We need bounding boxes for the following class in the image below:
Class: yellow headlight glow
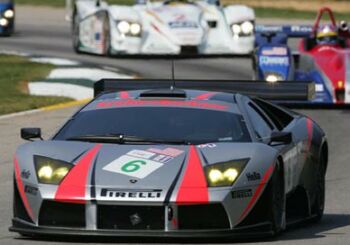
[53,167,70,179]
[205,159,249,187]
[223,168,238,182]
[209,169,224,183]
[35,156,73,184]
[38,165,53,180]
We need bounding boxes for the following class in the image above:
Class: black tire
[72,9,81,53]
[102,15,112,56]
[268,162,285,235]
[313,156,326,222]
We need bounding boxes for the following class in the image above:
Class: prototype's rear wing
[255,25,313,38]
[94,79,315,101]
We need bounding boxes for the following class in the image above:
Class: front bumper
[10,218,274,239]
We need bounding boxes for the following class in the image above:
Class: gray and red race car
[10,79,327,239]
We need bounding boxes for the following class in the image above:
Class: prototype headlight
[4,9,14,18]
[205,159,249,187]
[0,18,8,27]
[231,21,254,37]
[117,20,141,36]
[264,73,284,83]
[34,156,73,185]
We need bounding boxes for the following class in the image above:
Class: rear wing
[255,25,313,38]
[94,79,315,101]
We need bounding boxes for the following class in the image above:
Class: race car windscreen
[54,107,251,144]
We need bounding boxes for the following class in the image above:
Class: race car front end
[11,140,278,238]
[0,1,14,36]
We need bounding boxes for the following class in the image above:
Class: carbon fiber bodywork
[10,88,327,239]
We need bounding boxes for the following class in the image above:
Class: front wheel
[268,162,285,235]
[72,10,81,53]
[313,156,326,222]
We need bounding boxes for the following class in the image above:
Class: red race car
[298,7,350,104]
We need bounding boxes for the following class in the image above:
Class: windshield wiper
[66,134,191,145]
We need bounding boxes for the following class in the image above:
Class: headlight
[231,21,254,37]
[0,18,9,27]
[34,156,73,185]
[117,20,130,34]
[241,21,254,34]
[4,9,14,18]
[205,159,249,187]
[264,73,284,83]
[117,21,141,36]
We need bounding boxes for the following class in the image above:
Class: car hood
[16,140,277,203]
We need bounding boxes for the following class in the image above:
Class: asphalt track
[0,5,349,245]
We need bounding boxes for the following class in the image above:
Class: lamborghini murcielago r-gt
[10,80,328,238]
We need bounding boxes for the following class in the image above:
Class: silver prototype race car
[10,79,327,238]
[68,0,255,55]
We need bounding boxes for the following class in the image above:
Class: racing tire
[103,15,112,56]
[72,9,81,54]
[313,155,326,222]
[268,162,285,235]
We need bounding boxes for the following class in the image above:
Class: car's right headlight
[205,159,249,187]
[117,20,142,36]
[264,72,285,83]
[231,20,254,37]
[4,9,14,18]
[34,156,73,185]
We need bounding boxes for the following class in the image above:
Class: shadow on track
[13,214,350,244]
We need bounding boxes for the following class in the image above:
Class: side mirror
[269,131,292,145]
[21,128,42,141]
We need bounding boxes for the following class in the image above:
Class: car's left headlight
[264,72,285,83]
[34,156,73,185]
[117,20,142,36]
[231,21,254,37]
[205,159,249,187]
[4,9,14,18]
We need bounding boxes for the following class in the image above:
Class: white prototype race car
[68,0,255,55]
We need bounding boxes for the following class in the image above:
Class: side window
[246,102,273,139]
[253,99,294,130]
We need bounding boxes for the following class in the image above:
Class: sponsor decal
[261,47,287,56]
[259,56,289,66]
[24,185,38,196]
[96,99,228,111]
[168,21,198,29]
[21,170,31,179]
[291,25,312,33]
[148,147,183,157]
[231,189,252,199]
[246,172,261,181]
[103,155,163,178]
[197,143,217,148]
[103,149,183,178]
[128,149,155,159]
[101,189,162,199]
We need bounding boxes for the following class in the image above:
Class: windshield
[54,107,251,144]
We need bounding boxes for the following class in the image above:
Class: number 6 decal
[121,160,147,173]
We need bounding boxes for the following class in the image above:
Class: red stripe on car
[55,144,102,204]
[176,146,209,204]
[195,92,217,100]
[14,157,34,221]
[306,118,313,151]
[237,164,275,223]
[119,91,130,99]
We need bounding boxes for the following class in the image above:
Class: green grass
[0,55,71,115]
[15,0,134,7]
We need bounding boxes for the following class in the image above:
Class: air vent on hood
[139,89,187,99]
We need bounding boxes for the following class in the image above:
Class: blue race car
[0,0,14,36]
[253,26,333,105]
